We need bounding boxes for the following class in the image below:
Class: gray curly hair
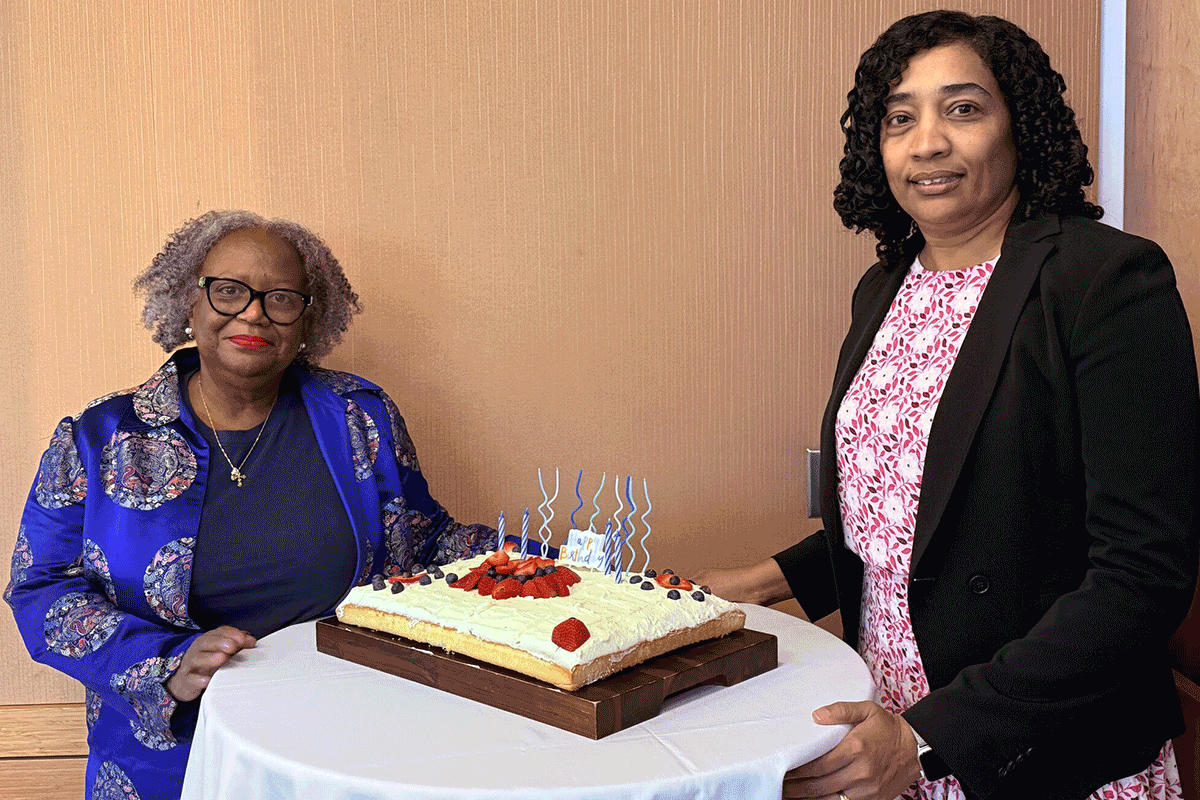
[133,210,361,365]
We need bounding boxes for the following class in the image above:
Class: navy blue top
[183,371,357,638]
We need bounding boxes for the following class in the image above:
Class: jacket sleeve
[6,417,200,750]
[773,532,840,620]
[903,238,1199,796]
[357,390,495,573]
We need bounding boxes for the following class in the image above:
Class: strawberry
[476,575,497,596]
[451,572,480,591]
[387,574,424,584]
[529,576,555,598]
[519,578,540,598]
[513,558,540,577]
[655,573,693,591]
[543,570,571,597]
[491,577,522,600]
[493,563,516,575]
[484,549,510,567]
[551,617,590,652]
[555,566,581,586]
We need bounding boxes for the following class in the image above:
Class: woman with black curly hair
[695,11,1196,800]
[6,211,495,800]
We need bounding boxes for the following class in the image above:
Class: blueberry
[668,575,681,586]
[544,565,556,574]
[662,569,675,575]
[640,581,654,590]
[445,573,458,584]
[430,567,445,579]
[667,589,681,600]
[629,575,641,584]
[412,564,424,574]
[418,574,432,586]
[534,567,546,577]
[644,569,657,578]
[391,581,405,594]
[691,591,706,601]
[371,575,386,590]
[700,585,712,594]
[487,567,498,578]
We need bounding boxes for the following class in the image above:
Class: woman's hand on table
[691,557,795,607]
[166,625,257,702]
[783,700,921,800]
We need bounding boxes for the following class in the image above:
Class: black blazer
[775,215,1199,799]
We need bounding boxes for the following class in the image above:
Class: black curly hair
[833,10,1102,270]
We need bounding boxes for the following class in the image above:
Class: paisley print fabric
[86,687,102,731]
[143,538,197,629]
[431,523,491,566]
[382,497,424,574]
[35,419,88,509]
[92,761,141,800]
[310,366,366,395]
[111,654,184,751]
[101,429,197,510]
[345,399,380,481]
[131,359,180,426]
[382,394,421,471]
[4,525,32,605]
[83,539,117,604]
[44,591,122,658]
[837,258,1181,799]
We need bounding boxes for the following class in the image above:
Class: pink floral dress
[834,256,1181,800]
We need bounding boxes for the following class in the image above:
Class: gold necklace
[196,375,278,488]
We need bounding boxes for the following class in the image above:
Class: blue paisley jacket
[5,348,493,800]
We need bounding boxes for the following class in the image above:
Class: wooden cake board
[315,617,778,739]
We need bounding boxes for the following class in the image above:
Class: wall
[0,1,1099,710]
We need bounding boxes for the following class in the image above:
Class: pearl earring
[184,327,193,338]
[298,342,307,351]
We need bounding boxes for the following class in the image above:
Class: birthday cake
[335,547,745,691]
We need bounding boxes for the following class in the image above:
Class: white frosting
[336,555,738,669]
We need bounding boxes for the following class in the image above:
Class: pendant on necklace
[231,467,245,487]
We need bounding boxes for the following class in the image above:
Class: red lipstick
[229,335,271,349]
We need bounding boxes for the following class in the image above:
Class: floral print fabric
[835,257,1180,799]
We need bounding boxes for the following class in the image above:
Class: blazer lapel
[819,264,909,535]
[909,215,1059,570]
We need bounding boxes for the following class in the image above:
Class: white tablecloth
[181,604,874,800]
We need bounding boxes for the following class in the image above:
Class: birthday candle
[587,473,606,532]
[638,479,653,572]
[618,475,637,582]
[537,468,559,557]
[497,511,505,552]
[602,519,614,575]
[571,469,584,530]
[610,477,625,580]
[521,508,529,557]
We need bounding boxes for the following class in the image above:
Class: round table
[181,604,874,800]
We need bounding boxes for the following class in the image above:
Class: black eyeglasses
[198,277,312,325]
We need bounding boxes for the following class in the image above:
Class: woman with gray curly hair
[6,210,494,800]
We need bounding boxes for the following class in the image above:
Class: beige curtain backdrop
[0,1,1099,705]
